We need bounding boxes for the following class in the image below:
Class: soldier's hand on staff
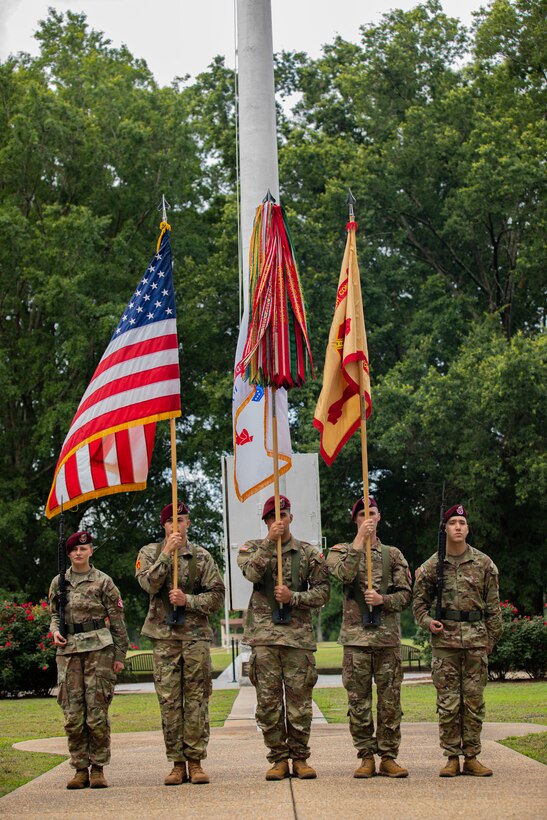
[267,521,285,542]
[429,619,444,633]
[364,589,384,606]
[274,584,291,604]
[113,661,124,674]
[163,532,183,556]
[353,518,375,552]
[169,588,187,606]
[53,630,67,646]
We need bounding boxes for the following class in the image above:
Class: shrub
[489,601,546,681]
[414,601,546,681]
[509,610,547,680]
[488,600,519,680]
[0,600,57,697]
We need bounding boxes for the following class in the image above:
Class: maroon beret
[160,500,189,527]
[66,531,93,554]
[443,504,467,524]
[261,495,291,520]
[351,496,379,520]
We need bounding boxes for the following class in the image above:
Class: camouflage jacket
[49,566,128,662]
[136,540,225,642]
[326,539,412,647]
[237,535,329,650]
[412,545,502,651]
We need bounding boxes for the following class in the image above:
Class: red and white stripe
[46,318,180,517]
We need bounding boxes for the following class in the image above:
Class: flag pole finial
[347,189,357,221]
[158,195,171,223]
[263,189,276,204]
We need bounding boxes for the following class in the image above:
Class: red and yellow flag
[313,221,372,466]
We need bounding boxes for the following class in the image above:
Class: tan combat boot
[292,759,317,779]
[439,756,460,777]
[354,755,376,778]
[379,757,409,778]
[164,762,188,786]
[89,765,108,788]
[66,768,89,789]
[187,759,210,784]
[265,760,290,781]
[463,757,493,777]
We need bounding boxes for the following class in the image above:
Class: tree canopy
[1,1,544,634]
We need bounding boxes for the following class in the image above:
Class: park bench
[401,643,422,669]
[125,652,154,674]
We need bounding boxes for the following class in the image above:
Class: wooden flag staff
[271,389,283,590]
[166,415,184,626]
[349,191,379,627]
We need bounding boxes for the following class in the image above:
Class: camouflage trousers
[56,646,116,769]
[431,649,488,758]
[342,645,403,759]
[152,639,212,762]
[249,645,318,763]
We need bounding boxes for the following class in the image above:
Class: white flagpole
[237,0,279,304]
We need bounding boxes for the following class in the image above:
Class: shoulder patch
[329,544,344,551]
[135,557,141,570]
[239,545,251,553]
[117,598,124,609]
[415,566,423,580]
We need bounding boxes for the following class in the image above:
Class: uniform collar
[445,544,473,564]
[371,538,382,553]
[67,565,95,582]
[281,536,298,553]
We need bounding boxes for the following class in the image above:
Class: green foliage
[0,600,57,697]
[0,2,545,626]
[490,602,547,681]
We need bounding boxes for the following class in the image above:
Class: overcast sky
[1,0,488,86]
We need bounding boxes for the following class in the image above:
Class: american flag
[45,227,181,518]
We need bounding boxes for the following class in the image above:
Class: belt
[65,618,107,634]
[440,609,483,622]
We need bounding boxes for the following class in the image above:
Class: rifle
[57,503,67,639]
[435,483,446,621]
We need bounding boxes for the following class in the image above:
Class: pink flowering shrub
[489,601,547,680]
[0,600,57,697]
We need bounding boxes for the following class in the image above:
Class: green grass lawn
[314,641,421,670]
[314,681,547,764]
[0,689,238,799]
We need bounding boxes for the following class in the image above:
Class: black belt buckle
[166,606,185,625]
[362,606,381,627]
[272,605,292,625]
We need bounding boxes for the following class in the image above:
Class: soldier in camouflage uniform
[237,495,329,781]
[327,496,412,779]
[413,504,502,777]
[49,530,128,790]
[136,500,225,786]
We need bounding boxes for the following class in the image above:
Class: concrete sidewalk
[3,723,545,818]
[2,682,545,820]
